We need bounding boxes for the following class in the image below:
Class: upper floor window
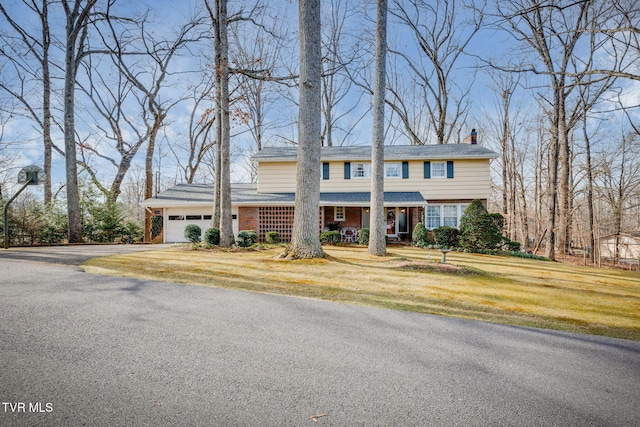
[431,162,446,178]
[385,162,401,178]
[352,162,371,178]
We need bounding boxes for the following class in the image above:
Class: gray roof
[252,143,498,162]
[142,183,425,207]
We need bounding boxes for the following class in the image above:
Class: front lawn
[83,245,640,340]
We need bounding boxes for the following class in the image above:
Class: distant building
[599,232,640,262]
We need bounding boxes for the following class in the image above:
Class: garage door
[165,213,213,243]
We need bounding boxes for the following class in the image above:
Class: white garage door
[165,210,213,243]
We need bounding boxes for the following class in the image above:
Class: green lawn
[83,245,640,340]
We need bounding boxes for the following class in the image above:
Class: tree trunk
[63,0,96,244]
[279,0,323,259]
[368,0,387,256]
[214,0,233,247]
[545,86,561,260]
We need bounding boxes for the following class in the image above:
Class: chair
[340,227,357,243]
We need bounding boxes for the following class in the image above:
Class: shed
[598,232,640,262]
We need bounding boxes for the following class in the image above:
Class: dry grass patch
[82,244,640,340]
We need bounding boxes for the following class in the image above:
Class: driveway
[0,243,173,265]
[1,248,639,426]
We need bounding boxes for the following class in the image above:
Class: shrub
[503,239,521,252]
[265,231,280,244]
[151,216,163,239]
[237,230,258,247]
[432,226,459,248]
[357,228,369,245]
[184,224,202,243]
[204,228,220,246]
[458,200,502,252]
[412,222,430,247]
[120,221,143,244]
[320,230,341,245]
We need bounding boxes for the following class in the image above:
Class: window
[431,162,446,178]
[334,206,345,221]
[425,204,467,229]
[322,162,330,180]
[385,162,401,178]
[426,206,441,229]
[203,215,212,220]
[443,205,458,227]
[351,162,371,178]
[168,215,184,221]
[186,215,202,220]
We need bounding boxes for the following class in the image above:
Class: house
[598,232,640,263]
[141,143,498,243]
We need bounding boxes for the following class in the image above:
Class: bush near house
[238,230,258,247]
[184,224,202,243]
[265,231,280,244]
[204,228,220,246]
[320,230,341,245]
[151,216,163,240]
[411,222,431,247]
[458,199,503,252]
[432,226,459,249]
[358,228,369,245]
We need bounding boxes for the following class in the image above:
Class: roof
[142,183,426,208]
[251,143,499,162]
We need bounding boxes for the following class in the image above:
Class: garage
[164,207,213,243]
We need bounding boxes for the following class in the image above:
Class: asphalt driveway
[1,247,639,426]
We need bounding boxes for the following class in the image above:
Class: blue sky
[1,0,638,199]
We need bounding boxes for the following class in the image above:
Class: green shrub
[357,228,369,245]
[151,216,163,239]
[265,231,280,244]
[237,230,258,247]
[458,200,502,252]
[412,222,430,247]
[432,226,459,248]
[320,230,341,245]
[503,239,521,252]
[204,228,220,246]
[184,224,202,243]
[121,221,143,243]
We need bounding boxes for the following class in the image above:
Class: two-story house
[141,142,498,243]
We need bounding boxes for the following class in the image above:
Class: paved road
[1,248,639,426]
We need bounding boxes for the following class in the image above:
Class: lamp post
[3,166,45,249]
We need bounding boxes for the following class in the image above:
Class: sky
[0,0,638,200]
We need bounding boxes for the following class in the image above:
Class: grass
[82,245,640,341]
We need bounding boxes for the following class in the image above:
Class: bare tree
[0,0,61,205]
[369,0,388,256]
[279,0,323,259]
[388,0,485,145]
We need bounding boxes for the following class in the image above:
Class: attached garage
[164,207,213,243]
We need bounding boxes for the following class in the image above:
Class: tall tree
[279,0,323,259]
[368,0,387,256]
[62,0,97,243]
[389,0,485,145]
[0,0,60,205]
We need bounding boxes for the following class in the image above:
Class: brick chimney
[463,129,478,144]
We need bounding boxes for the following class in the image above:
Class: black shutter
[402,161,409,179]
[424,161,431,179]
[344,162,351,179]
[447,161,454,179]
[323,162,330,180]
